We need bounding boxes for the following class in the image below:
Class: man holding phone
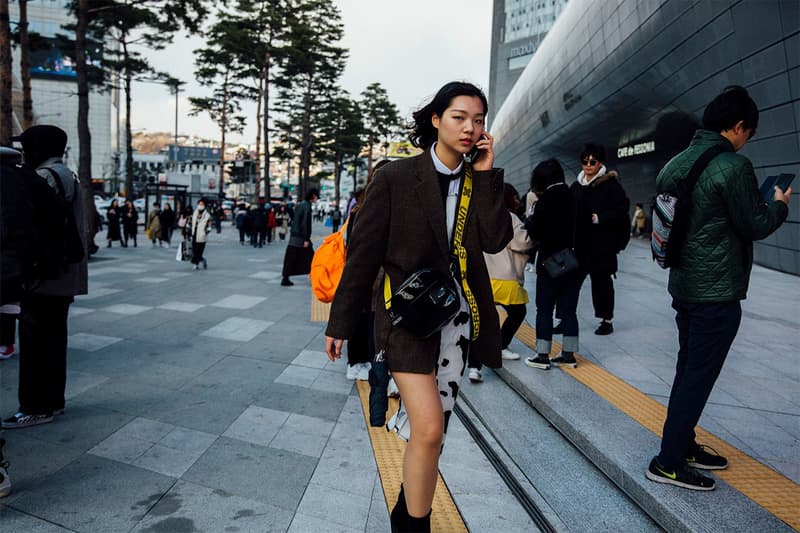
[647,86,790,491]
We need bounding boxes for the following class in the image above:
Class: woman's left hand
[473,131,495,172]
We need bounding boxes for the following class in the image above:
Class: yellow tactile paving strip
[355,381,468,533]
[311,298,467,531]
[513,319,800,530]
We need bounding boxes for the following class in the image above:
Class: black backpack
[42,167,85,267]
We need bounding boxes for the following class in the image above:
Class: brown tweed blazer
[325,151,513,371]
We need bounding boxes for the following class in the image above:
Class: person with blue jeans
[647,86,790,490]
[524,159,581,370]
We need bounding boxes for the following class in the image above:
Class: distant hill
[132,132,173,154]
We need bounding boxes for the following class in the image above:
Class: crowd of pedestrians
[0,82,792,523]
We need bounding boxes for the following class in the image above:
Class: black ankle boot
[391,485,431,533]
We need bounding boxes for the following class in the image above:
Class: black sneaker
[687,445,728,470]
[594,321,614,335]
[2,412,54,429]
[551,353,577,368]
[646,457,715,491]
[525,355,551,370]
[553,321,563,335]
[281,278,294,286]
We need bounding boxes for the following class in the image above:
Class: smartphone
[466,134,487,164]
[760,173,795,202]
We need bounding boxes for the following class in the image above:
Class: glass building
[490,0,799,274]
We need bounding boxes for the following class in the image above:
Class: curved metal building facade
[491,0,799,274]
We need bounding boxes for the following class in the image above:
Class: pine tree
[360,82,402,174]
[273,0,347,200]
[317,89,364,209]
[188,16,250,199]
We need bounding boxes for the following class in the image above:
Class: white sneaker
[387,377,400,398]
[345,364,358,380]
[468,368,483,383]
[501,349,520,360]
[355,362,371,381]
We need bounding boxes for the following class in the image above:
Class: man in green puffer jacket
[646,86,791,491]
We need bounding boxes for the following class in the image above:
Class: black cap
[11,125,68,154]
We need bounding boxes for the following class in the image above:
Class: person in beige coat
[466,183,533,383]
[324,82,511,532]
[190,200,211,270]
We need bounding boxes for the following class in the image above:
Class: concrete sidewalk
[0,225,535,532]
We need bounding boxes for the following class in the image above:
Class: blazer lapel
[413,153,449,257]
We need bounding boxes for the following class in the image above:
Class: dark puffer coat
[570,170,630,274]
[656,130,787,302]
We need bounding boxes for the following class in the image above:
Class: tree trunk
[19,0,32,128]
[76,0,93,251]
[218,71,228,200]
[262,42,271,187]
[366,142,373,176]
[0,0,12,145]
[333,154,341,210]
[123,38,134,198]
[253,68,263,198]
[298,73,314,200]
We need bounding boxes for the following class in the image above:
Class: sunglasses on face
[581,158,599,166]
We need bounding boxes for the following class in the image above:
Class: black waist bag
[386,269,461,338]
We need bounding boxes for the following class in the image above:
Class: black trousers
[0,313,17,345]
[657,300,741,469]
[238,227,247,243]
[579,271,615,321]
[19,293,72,414]
[469,302,527,370]
[191,241,207,265]
[123,226,137,246]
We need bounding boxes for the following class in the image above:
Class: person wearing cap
[2,125,88,429]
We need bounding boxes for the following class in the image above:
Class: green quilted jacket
[656,130,788,302]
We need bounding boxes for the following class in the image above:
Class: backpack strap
[678,144,729,195]
[41,167,76,203]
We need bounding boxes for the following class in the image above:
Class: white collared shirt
[430,144,463,243]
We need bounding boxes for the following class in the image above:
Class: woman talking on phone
[325,81,511,532]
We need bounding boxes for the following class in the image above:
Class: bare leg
[392,370,442,518]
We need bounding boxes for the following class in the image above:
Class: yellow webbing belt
[383,165,479,340]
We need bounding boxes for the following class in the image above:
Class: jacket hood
[577,165,615,186]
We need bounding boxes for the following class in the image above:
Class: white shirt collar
[430,143,463,175]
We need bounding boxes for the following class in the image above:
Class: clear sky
[131,0,493,145]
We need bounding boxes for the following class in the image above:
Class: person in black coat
[159,203,176,247]
[106,199,122,248]
[524,159,581,369]
[569,144,629,335]
[121,200,138,247]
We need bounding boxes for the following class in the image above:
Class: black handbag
[542,248,579,278]
[385,269,461,338]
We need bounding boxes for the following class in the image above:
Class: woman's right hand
[325,336,344,362]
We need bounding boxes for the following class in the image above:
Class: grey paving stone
[200,317,274,342]
[0,434,84,503]
[311,368,354,396]
[157,301,205,313]
[222,405,290,447]
[182,437,316,511]
[291,349,329,369]
[64,370,109,400]
[144,390,251,435]
[287,512,363,533]
[274,364,320,388]
[210,294,267,310]
[68,332,123,352]
[251,383,350,422]
[134,277,170,283]
[248,270,281,280]
[130,480,293,533]
[10,455,174,532]
[269,413,335,458]
[74,287,123,300]
[89,430,155,464]
[366,475,391,533]
[12,404,133,453]
[296,482,371,529]
[68,305,94,316]
[0,507,72,531]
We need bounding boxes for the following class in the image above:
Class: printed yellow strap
[454,165,479,340]
[383,165,479,340]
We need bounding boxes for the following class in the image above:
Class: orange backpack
[310,219,349,303]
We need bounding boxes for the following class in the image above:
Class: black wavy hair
[579,143,606,163]
[702,85,759,134]
[530,158,565,195]
[408,81,488,150]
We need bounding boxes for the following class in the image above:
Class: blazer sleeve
[326,172,391,340]
[472,168,512,254]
